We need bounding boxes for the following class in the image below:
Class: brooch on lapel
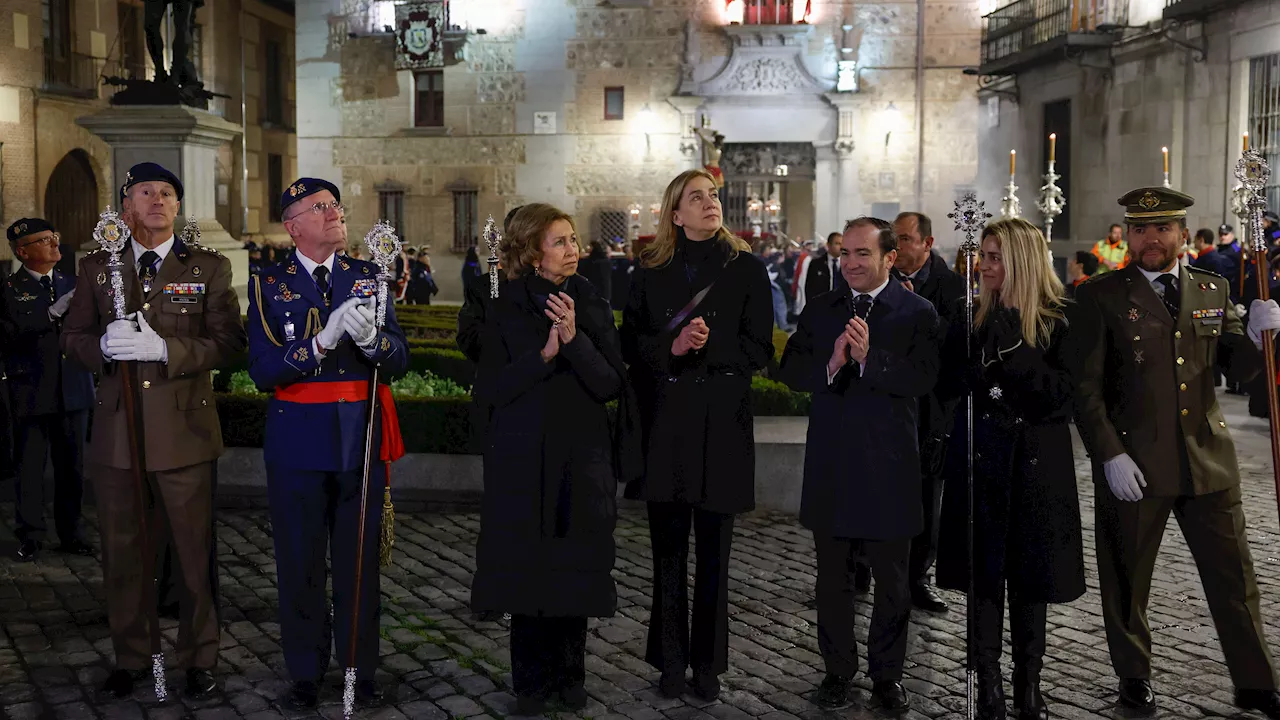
[380,336,391,352]
[96,272,106,286]
[338,258,352,272]
[14,292,37,302]
[989,384,1003,400]
[1134,350,1144,365]
[1127,307,1145,322]
[192,265,202,277]
[286,262,298,275]
[362,266,370,275]
[266,276,275,284]
[274,282,299,303]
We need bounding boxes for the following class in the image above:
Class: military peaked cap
[281,177,341,216]
[121,162,184,202]
[1117,187,1194,224]
[6,217,55,244]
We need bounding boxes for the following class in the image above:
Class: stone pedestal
[76,105,248,311]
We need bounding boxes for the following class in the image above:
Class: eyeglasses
[18,233,60,250]
[293,201,346,217]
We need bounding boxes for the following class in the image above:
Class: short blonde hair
[501,203,578,280]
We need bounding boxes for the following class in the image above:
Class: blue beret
[281,178,341,216]
[121,162,184,202]
[7,218,55,244]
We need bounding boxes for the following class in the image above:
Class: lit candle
[1049,133,1056,163]
[1010,149,1016,175]
[1244,132,1250,153]
[1162,146,1169,174]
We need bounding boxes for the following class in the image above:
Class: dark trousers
[267,465,383,683]
[1096,484,1276,690]
[974,586,1046,676]
[13,410,87,543]
[908,436,947,585]
[814,534,911,682]
[157,460,219,614]
[645,502,734,676]
[93,461,219,670]
[510,615,588,699]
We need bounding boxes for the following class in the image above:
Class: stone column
[667,95,706,172]
[814,142,838,236]
[77,105,248,311]
[825,92,863,226]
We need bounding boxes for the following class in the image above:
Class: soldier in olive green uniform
[1072,187,1280,717]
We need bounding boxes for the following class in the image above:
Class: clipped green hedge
[750,376,811,416]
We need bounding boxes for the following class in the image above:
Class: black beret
[281,178,341,216]
[7,218,55,244]
[121,162,184,202]
[1219,223,1234,234]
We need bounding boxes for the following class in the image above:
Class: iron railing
[43,52,101,96]
[981,0,1125,70]
[1249,53,1280,213]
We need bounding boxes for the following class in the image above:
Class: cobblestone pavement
[5,393,1280,719]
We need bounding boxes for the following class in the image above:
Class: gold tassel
[379,484,395,568]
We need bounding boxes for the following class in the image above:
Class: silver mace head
[365,219,402,329]
[1236,150,1272,253]
[482,214,502,299]
[93,206,134,320]
[949,192,992,256]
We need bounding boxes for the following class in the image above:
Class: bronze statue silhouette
[144,0,204,87]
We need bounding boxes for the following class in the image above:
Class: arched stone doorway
[44,150,100,270]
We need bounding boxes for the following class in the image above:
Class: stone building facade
[974,0,1280,267]
[297,0,983,302]
[0,0,295,268]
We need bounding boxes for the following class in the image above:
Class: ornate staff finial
[1037,166,1065,243]
[483,214,501,298]
[1001,150,1021,220]
[949,192,992,256]
[1236,149,1272,253]
[364,220,402,329]
[93,206,133,321]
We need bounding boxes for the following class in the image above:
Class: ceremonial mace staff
[94,207,167,701]
[484,214,501,299]
[1235,149,1280,508]
[344,220,403,719]
[948,193,991,720]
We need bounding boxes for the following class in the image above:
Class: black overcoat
[469,274,623,618]
[776,279,941,539]
[620,237,774,515]
[935,309,1086,604]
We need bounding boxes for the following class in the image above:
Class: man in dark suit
[888,211,965,614]
[0,218,96,561]
[777,216,941,713]
[800,232,846,308]
[1072,187,1280,717]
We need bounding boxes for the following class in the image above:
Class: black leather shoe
[872,681,910,712]
[658,671,686,699]
[1015,671,1047,720]
[854,563,872,594]
[1236,689,1280,719]
[16,539,40,562]
[101,669,143,699]
[285,680,319,710]
[58,537,94,556]
[1118,679,1155,713]
[158,602,180,621]
[911,583,949,613]
[691,671,720,702]
[978,668,1006,720]
[356,679,384,707]
[558,685,588,710]
[185,668,216,699]
[811,674,853,710]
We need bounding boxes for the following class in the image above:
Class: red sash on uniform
[274,381,405,462]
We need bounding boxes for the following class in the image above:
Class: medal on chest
[283,311,296,342]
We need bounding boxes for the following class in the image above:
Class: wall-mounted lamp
[877,102,903,149]
[637,103,656,154]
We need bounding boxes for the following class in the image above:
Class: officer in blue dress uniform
[0,218,95,561]
[247,177,408,710]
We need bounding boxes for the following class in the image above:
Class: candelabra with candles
[1001,150,1021,220]
[1036,133,1065,243]
[1162,146,1171,189]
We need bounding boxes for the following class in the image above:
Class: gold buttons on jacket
[1133,335,1141,341]
[1180,383,1187,391]
[1177,357,1185,365]
[1212,329,1218,335]
[1175,331,1182,339]
[201,399,207,406]
[143,303,150,311]
[1181,409,1189,416]
[1220,421,1227,428]
[143,380,151,389]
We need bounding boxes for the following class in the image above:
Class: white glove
[48,290,75,320]
[1247,299,1280,349]
[100,314,140,359]
[106,313,168,363]
[343,302,378,347]
[315,297,364,352]
[1103,453,1146,502]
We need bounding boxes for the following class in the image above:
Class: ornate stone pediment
[687,24,833,97]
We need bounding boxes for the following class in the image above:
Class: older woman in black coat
[622,169,775,701]
[936,219,1085,720]
[470,203,627,715]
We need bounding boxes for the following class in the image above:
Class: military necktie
[1155,273,1180,319]
[138,250,160,294]
[39,276,55,304]
[852,293,873,320]
[313,266,332,307]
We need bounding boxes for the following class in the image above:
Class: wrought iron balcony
[979,0,1125,76]
[43,52,102,98]
[1163,0,1244,22]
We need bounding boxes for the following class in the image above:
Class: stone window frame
[450,185,479,253]
[1249,53,1280,212]
[604,87,625,121]
[377,184,407,240]
[414,69,445,128]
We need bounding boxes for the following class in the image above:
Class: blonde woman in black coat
[936,218,1085,720]
[621,169,775,701]
[470,204,630,715]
